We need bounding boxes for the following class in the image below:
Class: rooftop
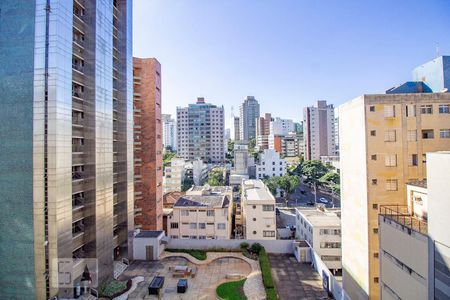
[407,179,427,188]
[242,179,275,202]
[174,194,230,208]
[188,185,232,194]
[135,230,164,238]
[379,205,427,235]
[296,208,341,227]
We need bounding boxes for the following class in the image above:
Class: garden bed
[216,279,247,300]
[165,248,207,260]
[98,279,131,299]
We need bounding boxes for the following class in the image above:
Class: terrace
[379,205,428,235]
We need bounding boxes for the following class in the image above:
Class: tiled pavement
[268,254,330,300]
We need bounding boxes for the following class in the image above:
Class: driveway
[268,254,330,300]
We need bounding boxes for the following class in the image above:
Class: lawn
[98,279,129,298]
[165,248,207,260]
[216,279,247,300]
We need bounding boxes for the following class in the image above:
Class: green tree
[182,177,194,192]
[163,151,176,168]
[207,169,224,186]
[319,172,340,185]
[278,175,300,206]
[301,160,328,202]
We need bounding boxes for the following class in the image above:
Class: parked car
[318,197,330,204]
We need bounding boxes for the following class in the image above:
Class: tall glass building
[0,1,134,299]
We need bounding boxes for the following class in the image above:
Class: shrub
[165,248,207,260]
[258,248,274,288]
[240,242,249,250]
[98,279,129,298]
[216,279,246,300]
[250,243,263,254]
[265,288,278,300]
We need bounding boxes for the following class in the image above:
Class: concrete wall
[166,238,294,254]
[133,236,165,260]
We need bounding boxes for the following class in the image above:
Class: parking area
[119,256,251,299]
[268,254,330,300]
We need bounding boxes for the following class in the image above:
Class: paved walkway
[161,252,265,300]
[268,254,330,300]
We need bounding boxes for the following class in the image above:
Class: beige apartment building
[241,180,277,240]
[166,186,233,239]
[340,92,450,299]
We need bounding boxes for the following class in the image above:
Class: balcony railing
[379,205,427,235]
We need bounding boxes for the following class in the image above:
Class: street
[276,180,341,208]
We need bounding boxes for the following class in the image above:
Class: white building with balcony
[295,208,342,271]
[256,149,286,179]
[241,180,276,240]
[166,185,233,239]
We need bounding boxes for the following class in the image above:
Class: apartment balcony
[113,46,119,60]
[72,206,86,223]
[113,26,118,39]
[113,193,119,205]
[113,212,128,227]
[113,131,119,142]
[72,115,84,127]
[72,126,84,138]
[379,205,428,235]
[72,231,85,251]
[73,14,85,34]
[113,88,119,100]
[113,5,118,19]
[72,144,84,154]
[113,111,118,121]
[113,173,118,184]
[72,65,84,83]
[113,235,119,248]
[72,153,84,165]
[73,99,84,112]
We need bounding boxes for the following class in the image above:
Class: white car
[318,197,329,204]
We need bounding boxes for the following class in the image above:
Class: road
[276,180,341,208]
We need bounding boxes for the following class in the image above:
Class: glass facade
[0,1,37,298]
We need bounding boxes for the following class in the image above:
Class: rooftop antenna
[436,42,440,58]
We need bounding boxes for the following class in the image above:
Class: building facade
[340,89,450,299]
[239,96,260,141]
[256,149,287,179]
[177,97,225,163]
[303,100,337,160]
[166,186,233,239]
[270,117,295,136]
[281,132,303,157]
[230,116,240,141]
[230,141,250,185]
[241,180,277,240]
[295,208,342,271]
[133,57,163,230]
[256,113,272,150]
[163,158,186,194]
[0,1,133,298]
[162,114,177,151]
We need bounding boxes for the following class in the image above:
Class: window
[206,210,215,217]
[422,129,434,139]
[320,229,330,235]
[190,236,197,239]
[217,223,226,230]
[320,242,341,248]
[407,130,417,141]
[372,179,378,185]
[170,235,178,239]
[369,106,375,112]
[199,223,206,229]
[386,179,398,191]
[263,231,276,237]
[262,205,274,211]
[440,129,450,138]
[409,154,418,166]
[199,235,206,239]
[370,130,376,136]
[374,252,379,258]
[384,130,396,142]
[373,228,378,234]
[170,222,179,229]
[252,231,257,235]
[181,210,189,216]
[190,223,197,229]
[374,277,379,284]
[384,105,395,117]
[385,154,397,167]
[252,205,256,209]
[253,218,256,221]
[371,154,377,161]
[406,104,416,117]
[420,105,433,114]
[439,104,450,114]
[372,204,378,210]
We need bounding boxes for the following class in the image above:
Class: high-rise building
[230,116,240,141]
[176,97,225,163]
[378,152,450,300]
[162,114,177,151]
[256,113,272,150]
[339,57,450,299]
[303,100,337,160]
[0,1,133,298]
[239,96,260,141]
[133,57,163,231]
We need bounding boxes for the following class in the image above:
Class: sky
[133,0,450,126]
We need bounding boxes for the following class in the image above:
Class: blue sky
[133,0,450,125]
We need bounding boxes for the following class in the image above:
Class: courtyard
[118,252,261,300]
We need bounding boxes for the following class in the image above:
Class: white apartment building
[163,158,186,194]
[270,117,295,136]
[166,186,233,239]
[303,100,337,160]
[162,114,177,151]
[295,208,342,271]
[256,149,286,179]
[241,180,276,240]
[177,97,225,163]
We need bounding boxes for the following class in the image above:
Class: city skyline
[134,0,450,124]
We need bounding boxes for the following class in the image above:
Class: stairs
[113,261,128,279]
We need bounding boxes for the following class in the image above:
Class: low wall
[166,238,294,254]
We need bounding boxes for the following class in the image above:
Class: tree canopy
[301,160,328,184]
[207,168,224,186]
